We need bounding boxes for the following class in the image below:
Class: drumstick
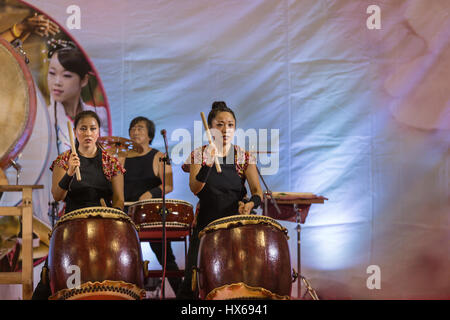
[200,112,222,173]
[67,121,81,181]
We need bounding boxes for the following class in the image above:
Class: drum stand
[293,204,319,300]
[256,166,281,216]
[256,167,322,300]
[263,195,319,300]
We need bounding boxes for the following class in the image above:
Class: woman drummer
[177,101,263,299]
[124,116,181,294]
[47,44,109,154]
[32,110,124,300]
[50,110,124,213]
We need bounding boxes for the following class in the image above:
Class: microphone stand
[159,130,171,299]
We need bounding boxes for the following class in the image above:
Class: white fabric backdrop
[5,0,448,299]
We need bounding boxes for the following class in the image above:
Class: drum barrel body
[198,216,292,299]
[48,209,145,299]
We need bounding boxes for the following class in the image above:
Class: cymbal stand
[301,275,319,300]
[256,165,319,299]
[294,204,319,300]
[255,166,281,215]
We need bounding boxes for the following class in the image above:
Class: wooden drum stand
[263,191,327,300]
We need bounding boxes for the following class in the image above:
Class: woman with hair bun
[177,101,263,299]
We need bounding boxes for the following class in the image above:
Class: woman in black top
[124,116,181,294]
[124,117,173,200]
[177,101,263,299]
[51,111,125,212]
[32,110,124,300]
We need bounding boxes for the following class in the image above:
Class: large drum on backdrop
[48,207,146,300]
[128,199,194,229]
[0,37,37,170]
[197,215,292,300]
[0,37,51,214]
[0,91,52,208]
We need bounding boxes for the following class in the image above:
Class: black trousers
[176,227,201,299]
[32,259,51,300]
[148,241,182,294]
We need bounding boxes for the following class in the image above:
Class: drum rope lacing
[50,280,145,300]
[131,198,193,207]
[199,215,288,238]
[48,207,139,238]
[139,221,190,229]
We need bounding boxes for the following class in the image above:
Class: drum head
[199,214,287,238]
[130,198,193,207]
[50,206,137,238]
[0,37,36,169]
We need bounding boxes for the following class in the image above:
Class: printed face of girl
[47,53,87,104]
[210,111,236,146]
[129,121,151,146]
[75,116,99,148]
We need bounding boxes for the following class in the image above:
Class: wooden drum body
[128,199,194,229]
[48,207,146,300]
[197,215,292,300]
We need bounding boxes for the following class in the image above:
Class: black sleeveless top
[124,148,162,202]
[196,148,247,230]
[65,150,112,213]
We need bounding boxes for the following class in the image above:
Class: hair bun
[212,101,227,110]
[207,101,236,126]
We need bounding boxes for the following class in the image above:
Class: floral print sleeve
[101,150,126,181]
[49,150,71,171]
[181,146,207,172]
[235,145,256,179]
